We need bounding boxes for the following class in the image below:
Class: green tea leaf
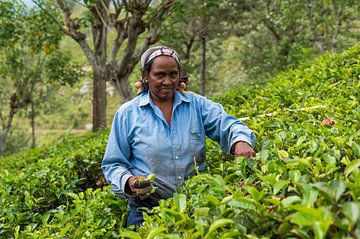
[351,142,360,157]
[206,194,220,206]
[273,180,289,195]
[313,180,345,202]
[341,202,360,227]
[146,226,167,239]
[194,207,210,216]
[303,185,318,207]
[278,150,289,159]
[228,198,257,211]
[119,230,142,239]
[281,196,301,207]
[288,211,316,226]
[289,170,301,184]
[173,193,187,213]
[146,173,156,183]
[205,219,235,238]
[344,159,360,177]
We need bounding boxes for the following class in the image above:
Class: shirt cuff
[120,173,133,198]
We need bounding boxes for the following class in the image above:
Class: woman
[102,46,256,227]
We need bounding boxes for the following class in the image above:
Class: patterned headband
[141,46,180,69]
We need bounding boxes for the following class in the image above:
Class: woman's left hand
[233,141,256,159]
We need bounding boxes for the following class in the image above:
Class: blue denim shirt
[102,91,256,198]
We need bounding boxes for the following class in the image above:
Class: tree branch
[133,1,174,64]
[261,18,281,42]
[93,2,112,33]
[110,23,128,62]
[57,0,98,69]
[31,0,65,32]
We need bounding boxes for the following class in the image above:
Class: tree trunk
[200,36,206,96]
[0,129,7,156]
[111,72,134,103]
[30,101,36,148]
[92,69,107,132]
[0,110,16,156]
[199,15,207,96]
[91,3,108,132]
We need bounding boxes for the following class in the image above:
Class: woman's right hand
[126,176,153,200]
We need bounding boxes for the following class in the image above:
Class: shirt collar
[139,90,191,108]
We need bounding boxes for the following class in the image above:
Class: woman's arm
[102,111,133,198]
[199,96,256,156]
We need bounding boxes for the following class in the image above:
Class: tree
[238,0,359,78]
[160,0,250,96]
[0,1,81,156]
[34,0,175,131]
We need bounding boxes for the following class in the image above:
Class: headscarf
[140,46,180,70]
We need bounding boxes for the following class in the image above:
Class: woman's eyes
[155,73,165,78]
[154,72,178,79]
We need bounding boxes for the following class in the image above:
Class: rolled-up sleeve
[102,111,133,198]
[200,97,256,153]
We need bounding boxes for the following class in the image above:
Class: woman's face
[145,56,180,102]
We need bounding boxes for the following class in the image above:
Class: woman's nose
[162,75,172,84]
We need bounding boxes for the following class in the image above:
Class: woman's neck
[150,93,174,126]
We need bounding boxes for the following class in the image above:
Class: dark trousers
[126,195,160,227]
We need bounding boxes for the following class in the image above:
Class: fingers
[234,141,256,159]
[245,148,256,159]
[243,149,256,159]
[134,185,152,196]
[134,180,151,188]
[127,175,154,200]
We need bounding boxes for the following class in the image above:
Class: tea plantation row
[0,44,359,238]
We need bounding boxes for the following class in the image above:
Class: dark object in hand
[134,180,151,189]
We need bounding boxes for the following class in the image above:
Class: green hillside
[0,44,359,238]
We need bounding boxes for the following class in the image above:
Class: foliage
[0,44,359,238]
[0,131,122,237]
[237,0,360,79]
[159,0,250,95]
[0,0,83,155]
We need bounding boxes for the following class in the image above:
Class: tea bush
[0,43,359,238]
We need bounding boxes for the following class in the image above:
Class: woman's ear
[141,71,148,82]
[141,74,149,92]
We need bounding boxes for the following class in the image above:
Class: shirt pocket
[190,130,203,142]
[189,130,205,165]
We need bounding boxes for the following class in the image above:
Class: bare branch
[133,23,158,63]
[132,0,175,63]
[109,2,127,61]
[93,3,113,33]
[110,27,127,62]
[100,0,111,17]
[57,0,98,68]
[123,0,129,11]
